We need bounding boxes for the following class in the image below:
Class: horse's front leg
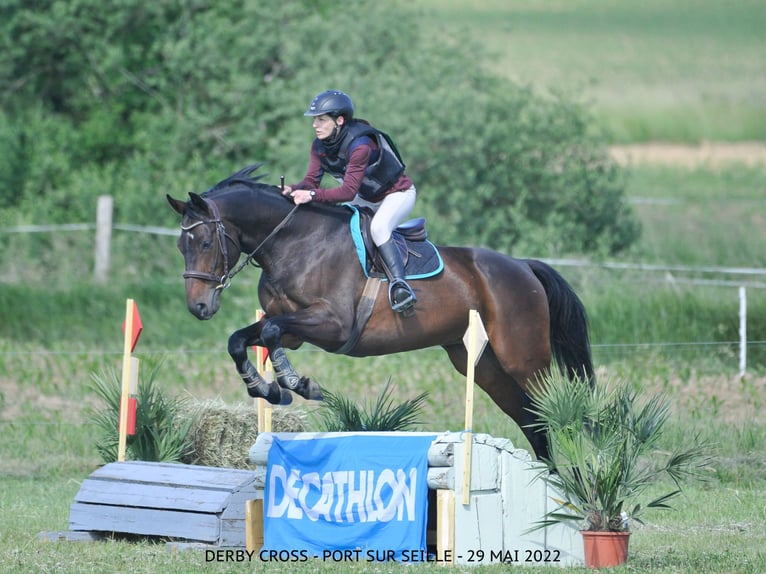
[228,322,292,405]
[260,320,324,401]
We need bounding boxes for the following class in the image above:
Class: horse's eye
[200,239,213,251]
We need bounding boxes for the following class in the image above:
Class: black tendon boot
[378,239,417,313]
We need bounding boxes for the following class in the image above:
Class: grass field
[2,1,766,572]
[416,0,766,143]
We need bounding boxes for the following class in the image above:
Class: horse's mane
[200,163,351,218]
[202,163,276,198]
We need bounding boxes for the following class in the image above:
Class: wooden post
[118,299,142,462]
[94,195,113,283]
[461,310,488,505]
[436,489,455,564]
[118,299,135,462]
[254,309,273,433]
[739,286,747,379]
[245,499,264,553]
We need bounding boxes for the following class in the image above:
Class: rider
[283,90,418,313]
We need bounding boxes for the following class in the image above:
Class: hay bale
[180,399,306,469]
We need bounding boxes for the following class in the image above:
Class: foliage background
[0,0,639,260]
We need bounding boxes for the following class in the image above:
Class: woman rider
[283,90,418,314]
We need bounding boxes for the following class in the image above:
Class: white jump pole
[461,310,488,505]
[739,286,747,379]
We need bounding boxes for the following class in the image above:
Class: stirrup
[388,279,417,313]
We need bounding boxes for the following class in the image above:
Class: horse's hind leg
[444,343,550,461]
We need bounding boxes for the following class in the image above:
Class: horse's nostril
[195,302,208,317]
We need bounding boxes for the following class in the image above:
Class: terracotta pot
[581,530,631,568]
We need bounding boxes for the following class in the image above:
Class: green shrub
[88,362,194,463]
[314,379,428,432]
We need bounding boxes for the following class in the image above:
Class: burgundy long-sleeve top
[290,138,413,204]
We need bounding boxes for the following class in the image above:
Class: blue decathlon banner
[263,433,437,561]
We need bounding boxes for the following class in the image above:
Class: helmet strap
[329,117,344,141]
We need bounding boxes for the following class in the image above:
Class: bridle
[180,197,299,290]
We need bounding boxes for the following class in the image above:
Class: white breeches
[350,185,417,246]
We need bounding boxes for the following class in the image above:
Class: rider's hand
[281,185,293,196]
[290,189,315,205]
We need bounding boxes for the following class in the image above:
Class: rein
[181,197,299,290]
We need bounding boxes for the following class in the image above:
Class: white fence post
[739,286,747,379]
[94,195,113,283]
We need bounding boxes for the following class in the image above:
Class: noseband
[180,197,300,290]
[181,199,239,290]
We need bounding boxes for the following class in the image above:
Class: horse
[167,164,594,460]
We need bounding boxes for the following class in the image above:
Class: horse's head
[167,192,241,320]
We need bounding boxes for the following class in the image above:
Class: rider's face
[312,114,343,140]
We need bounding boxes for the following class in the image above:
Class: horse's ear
[166,194,187,216]
[188,192,210,215]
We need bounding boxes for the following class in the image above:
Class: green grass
[415,0,766,143]
[0,458,764,573]
[623,166,766,266]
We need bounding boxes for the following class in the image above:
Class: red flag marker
[122,302,143,352]
[125,397,137,435]
[251,345,269,366]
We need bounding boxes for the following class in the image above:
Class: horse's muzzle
[190,302,214,320]
[187,291,221,320]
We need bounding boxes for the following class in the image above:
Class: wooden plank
[39,530,104,542]
[500,451,548,554]
[453,492,503,559]
[219,517,246,548]
[469,442,500,491]
[69,502,220,542]
[220,489,261,520]
[88,462,255,490]
[74,480,230,513]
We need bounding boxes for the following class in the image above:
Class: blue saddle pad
[346,205,444,280]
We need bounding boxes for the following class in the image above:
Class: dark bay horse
[167,165,594,460]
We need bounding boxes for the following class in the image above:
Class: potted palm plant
[526,372,710,568]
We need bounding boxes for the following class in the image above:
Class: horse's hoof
[245,380,270,399]
[299,378,324,401]
[266,381,293,406]
[279,389,293,405]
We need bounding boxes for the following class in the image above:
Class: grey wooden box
[68,461,263,547]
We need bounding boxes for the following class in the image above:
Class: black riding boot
[378,239,417,313]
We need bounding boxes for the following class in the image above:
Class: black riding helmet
[304,90,354,119]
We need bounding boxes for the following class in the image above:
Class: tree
[0,0,639,259]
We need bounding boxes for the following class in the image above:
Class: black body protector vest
[315,120,405,201]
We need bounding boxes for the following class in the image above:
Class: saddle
[335,205,443,355]
[351,206,441,280]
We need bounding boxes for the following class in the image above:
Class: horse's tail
[526,259,595,386]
